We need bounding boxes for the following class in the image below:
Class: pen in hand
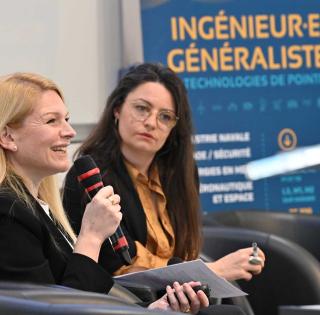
[249,242,262,265]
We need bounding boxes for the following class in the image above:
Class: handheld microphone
[74,155,132,265]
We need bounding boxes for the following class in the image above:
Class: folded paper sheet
[114,259,246,298]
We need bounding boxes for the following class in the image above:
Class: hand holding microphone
[151,281,210,314]
[79,186,122,246]
[74,155,132,265]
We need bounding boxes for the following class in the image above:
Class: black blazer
[63,157,149,274]
[0,188,113,294]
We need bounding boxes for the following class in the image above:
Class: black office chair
[203,210,320,262]
[201,226,320,315]
[200,253,255,315]
[0,281,179,315]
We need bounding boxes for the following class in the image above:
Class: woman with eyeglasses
[63,63,265,286]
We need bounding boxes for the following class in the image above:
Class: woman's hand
[148,281,209,314]
[73,185,122,261]
[207,247,265,281]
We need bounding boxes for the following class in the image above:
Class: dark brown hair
[77,63,201,260]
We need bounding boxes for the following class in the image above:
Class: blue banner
[140,0,320,214]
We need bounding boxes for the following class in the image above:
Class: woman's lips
[137,133,155,140]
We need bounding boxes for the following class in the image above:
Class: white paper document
[114,259,247,298]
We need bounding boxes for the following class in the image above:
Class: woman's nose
[143,111,158,129]
[61,121,76,139]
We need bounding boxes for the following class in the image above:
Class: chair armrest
[113,280,158,303]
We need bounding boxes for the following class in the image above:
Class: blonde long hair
[0,73,76,243]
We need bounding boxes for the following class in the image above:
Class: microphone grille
[74,155,103,189]
[74,155,97,174]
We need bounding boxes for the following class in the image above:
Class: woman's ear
[0,126,17,151]
[113,107,120,119]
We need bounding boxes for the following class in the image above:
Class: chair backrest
[0,281,179,315]
[201,226,320,315]
[0,281,142,305]
[203,210,320,262]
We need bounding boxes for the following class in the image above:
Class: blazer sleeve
[0,195,113,294]
[63,165,137,274]
[63,253,114,293]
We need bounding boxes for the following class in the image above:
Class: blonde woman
[0,72,210,314]
[0,72,122,293]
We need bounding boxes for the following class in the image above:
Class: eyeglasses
[130,103,179,129]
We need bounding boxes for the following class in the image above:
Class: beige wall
[0,0,129,125]
[0,0,144,186]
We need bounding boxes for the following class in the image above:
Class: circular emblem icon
[278,128,297,151]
